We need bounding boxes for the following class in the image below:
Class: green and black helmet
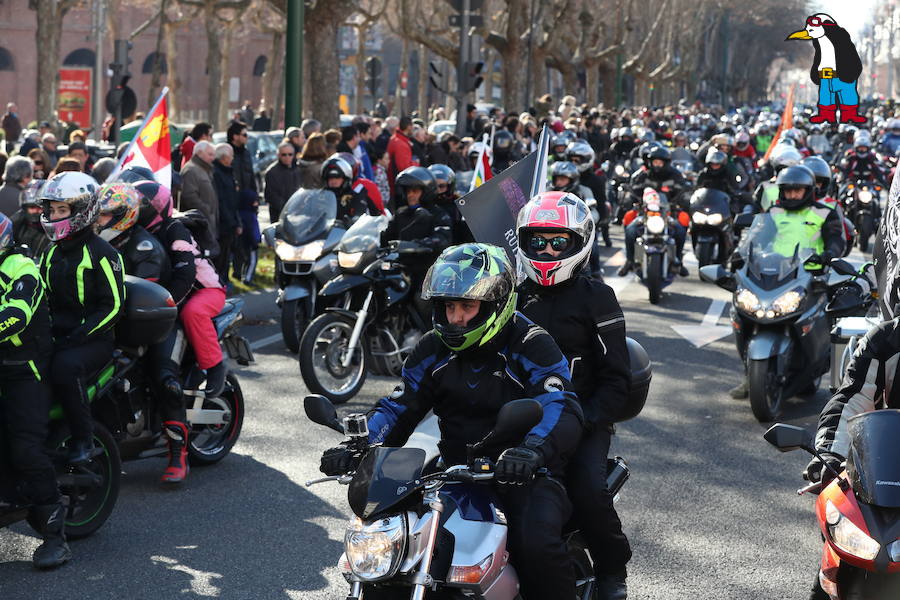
[421,243,517,352]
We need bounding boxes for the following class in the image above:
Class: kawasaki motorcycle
[700,213,830,422]
[298,215,430,404]
[689,187,733,268]
[264,188,345,353]
[765,415,900,599]
[842,180,882,253]
[304,395,631,600]
[633,189,677,304]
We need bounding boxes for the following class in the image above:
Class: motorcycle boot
[161,421,190,485]
[31,502,71,569]
[595,569,628,600]
[617,261,634,277]
[204,362,226,398]
[729,377,749,399]
[672,258,689,277]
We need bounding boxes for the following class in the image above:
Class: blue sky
[811,0,878,36]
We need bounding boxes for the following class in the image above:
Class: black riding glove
[495,447,543,486]
[320,446,358,476]
[803,452,844,486]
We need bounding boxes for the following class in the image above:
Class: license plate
[224,335,255,365]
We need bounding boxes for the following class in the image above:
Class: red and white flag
[108,87,172,188]
[468,132,493,193]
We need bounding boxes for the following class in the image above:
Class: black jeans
[0,361,59,505]
[214,230,236,282]
[50,339,113,442]
[567,426,632,575]
[499,477,575,599]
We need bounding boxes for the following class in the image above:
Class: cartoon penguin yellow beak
[786,29,813,41]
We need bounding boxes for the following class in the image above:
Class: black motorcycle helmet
[647,145,672,175]
[705,149,727,170]
[776,165,816,210]
[550,161,580,194]
[638,141,662,167]
[801,156,833,200]
[428,164,456,201]
[550,134,568,160]
[493,130,514,160]
[321,156,353,196]
[118,165,156,184]
[395,166,437,207]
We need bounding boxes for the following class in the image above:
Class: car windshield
[279,189,337,245]
[738,213,815,288]
[339,214,390,253]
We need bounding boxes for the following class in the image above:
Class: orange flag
[764,83,796,162]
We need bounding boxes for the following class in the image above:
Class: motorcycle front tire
[299,313,368,405]
[647,253,663,304]
[280,298,309,354]
[748,357,783,422]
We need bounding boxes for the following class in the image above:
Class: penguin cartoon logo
[786,14,866,125]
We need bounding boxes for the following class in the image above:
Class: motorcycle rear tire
[748,358,783,422]
[281,298,308,354]
[647,254,663,304]
[696,241,715,268]
[299,313,368,405]
[188,373,245,466]
[33,421,121,540]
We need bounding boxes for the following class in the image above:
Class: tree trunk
[354,24,369,114]
[264,30,284,125]
[306,2,343,129]
[600,62,615,107]
[530,46,548,101]
[417,44,429,117]
[495,0,529,112]
[148,0,169,108]
[164,19,181,121]
[33,0,72,123]
[205,4,224,127]
[585,62,599,106]
[558,62,578,102]
[217,25,235,127]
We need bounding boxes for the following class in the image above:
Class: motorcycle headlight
[344,515,407,581]
[735,289,761,314]
[858,191,873,204]
[826,500,880,561]
[707,213,724,226]
[771,289,804,316]
[646,215,665,234]
[615,164,626,176]
[275,239,324,262]
[338,251,364,269]
[692,212,708,225]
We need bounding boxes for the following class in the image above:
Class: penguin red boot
[839,105,867,124]
[809,104,837,124]
[161,421,190,485]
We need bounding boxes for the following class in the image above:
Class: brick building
[0,0,273,128]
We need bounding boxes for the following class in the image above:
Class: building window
[253,55,267,77]
[0,48,14,71]
[142,52,168,74]
[63,48,96,67]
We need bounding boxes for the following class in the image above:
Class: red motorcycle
[765,412,900,599]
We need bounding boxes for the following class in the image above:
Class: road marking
[671,298,732,348]
[249,333,283,351]
[603,250,637,295]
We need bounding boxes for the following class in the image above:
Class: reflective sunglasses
[529,235,571,252]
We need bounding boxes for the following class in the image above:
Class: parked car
[212,131,279,191]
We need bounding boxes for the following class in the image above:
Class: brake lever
[797,481,823,496]
[305,474,353,487]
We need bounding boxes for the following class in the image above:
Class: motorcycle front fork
[341,290,375,369]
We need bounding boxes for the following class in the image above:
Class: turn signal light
[448,554,493,584]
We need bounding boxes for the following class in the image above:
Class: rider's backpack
[174,209,220,259]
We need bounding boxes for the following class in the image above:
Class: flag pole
[107,86,170,182]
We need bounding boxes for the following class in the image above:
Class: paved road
[1,228,858,599]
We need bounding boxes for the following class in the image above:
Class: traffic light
[365,56,382,99]
[111,39,133,86]
[464,61,484,92]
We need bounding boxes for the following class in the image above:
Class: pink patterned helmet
[39,172,101,242]
[516,191,595,286]
[134,179,173,231]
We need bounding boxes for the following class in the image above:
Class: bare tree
[306,0,357,128]
[347,0,388,113]
[30,0,81,123]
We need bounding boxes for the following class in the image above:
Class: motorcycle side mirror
[699,264,736,292]
[733,213,755,230]
[829,258,858,277]
[471,399,544,455]
[263,225,276,248]
[304,394,344,434]
[763,423,813,453]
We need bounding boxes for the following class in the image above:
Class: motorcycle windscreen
[739,213,812,291]
[339,214,390,253]
[689,188,730,216]
[846,410,900,508]
[280,189,338,246]
[348,447,426,519]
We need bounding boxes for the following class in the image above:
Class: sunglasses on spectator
[529,236,571,252]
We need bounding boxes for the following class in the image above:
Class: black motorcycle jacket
[0,248,52,363]
[335,186,376,223]
[366,313,584,474]
[385,203,453,255]
[518,276,631,430]
[608,140,636,162]
[697,167,740,196]
[579,170,608,206]
[152,218,198,305]
[815,318,900,459]
[113,226,171,283]
[39,229,125,347]
[841,153,885,184]
[630,166,688,209]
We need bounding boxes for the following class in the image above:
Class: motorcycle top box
[115,275,178,348]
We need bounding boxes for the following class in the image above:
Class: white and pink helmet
[516,191,595,286]
[39,171,101,242]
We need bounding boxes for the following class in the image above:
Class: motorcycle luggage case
[115,275,178,348]
[615,337,652,422]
